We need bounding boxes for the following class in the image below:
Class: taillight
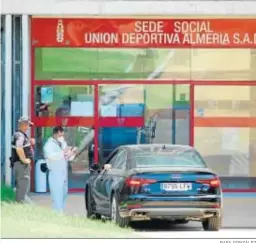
[125,177,157,187]
[196,178,221,188]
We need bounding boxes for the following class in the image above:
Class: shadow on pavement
[130,220,202,232]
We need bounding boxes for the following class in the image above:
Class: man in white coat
[43,126,76,213]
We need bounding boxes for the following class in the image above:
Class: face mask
[69,155,75,161]
[57,136,65,143]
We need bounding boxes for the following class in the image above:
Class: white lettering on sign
[81,20,255,47]
[173,21,213,33]
[183,33,230,45]
[134,21,164,33]
[122,33,180,45]
[84,33,119,44]
[233,33,256,45]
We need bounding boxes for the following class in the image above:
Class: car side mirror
[89,163,101,173]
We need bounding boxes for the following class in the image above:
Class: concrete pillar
[22,15,35,191]
[4,15,12,185]
[22,15,30,118]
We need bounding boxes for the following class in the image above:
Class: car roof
[114,144,205,169]
[120,144,194,152]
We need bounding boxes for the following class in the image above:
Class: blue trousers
[48,170,68,213]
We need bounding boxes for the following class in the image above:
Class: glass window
[112,150,127,170]
[99,127,139,160]
[99,84,144,117]
[34,48,191,80]
[107,151,119,165]
[34,85,94,117]
[34,48,256,81]
[195,86,256,118]
[98,84,190,159]
[133,149,206,168]
[191,49,256,81]
[194,127,256,178]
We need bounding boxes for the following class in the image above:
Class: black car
[85,144,223,231]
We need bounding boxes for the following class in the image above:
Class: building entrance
[33,83,191,190]
[30,17,256,192]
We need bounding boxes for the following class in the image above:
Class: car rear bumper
[120,207,221,219]
[119,195,222,220]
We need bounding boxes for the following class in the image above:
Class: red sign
[31,18,256,48]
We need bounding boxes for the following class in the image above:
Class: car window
[108,152,119,166]
[100,150,119,170]
[104,150,119,165]
[133,149,207,168]
[112,150,127,170]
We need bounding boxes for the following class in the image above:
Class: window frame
[111,149,128,171]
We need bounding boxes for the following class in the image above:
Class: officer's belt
[12,144,31,149]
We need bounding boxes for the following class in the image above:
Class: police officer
[11,116,35,203]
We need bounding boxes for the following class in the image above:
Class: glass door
[33,84,96,190]
[193,85,256,189]
[173,84,190,145]
[98,84,191,162]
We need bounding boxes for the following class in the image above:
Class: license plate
[162,183,192,191]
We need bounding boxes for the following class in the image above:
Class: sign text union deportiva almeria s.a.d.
[84,20,256,46]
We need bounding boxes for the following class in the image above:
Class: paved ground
[30,193,256,238]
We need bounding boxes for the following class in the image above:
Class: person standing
[11,116,35,203]
[151,113,158,139]
[43,126,77,213]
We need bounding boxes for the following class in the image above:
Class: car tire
[202,216,221,231]
[86,186,101,220]
[111,193,130,228]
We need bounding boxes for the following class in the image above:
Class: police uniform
[11,130,33,202]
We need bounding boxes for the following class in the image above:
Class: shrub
[1,185,15,202]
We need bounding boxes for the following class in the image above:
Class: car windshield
[133,148,206,168]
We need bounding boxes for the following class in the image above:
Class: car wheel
[86,187,101,220]
[111,193,130,228]
[202,216,221,231]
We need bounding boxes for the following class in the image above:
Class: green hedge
[1,185,15,202]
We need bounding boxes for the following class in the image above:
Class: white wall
[2,0,256,15]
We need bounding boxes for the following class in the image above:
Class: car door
[101,149,128,214]
[92,150,119,213]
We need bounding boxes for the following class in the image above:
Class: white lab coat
[43,137,69,212]
[44,137,68,174]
